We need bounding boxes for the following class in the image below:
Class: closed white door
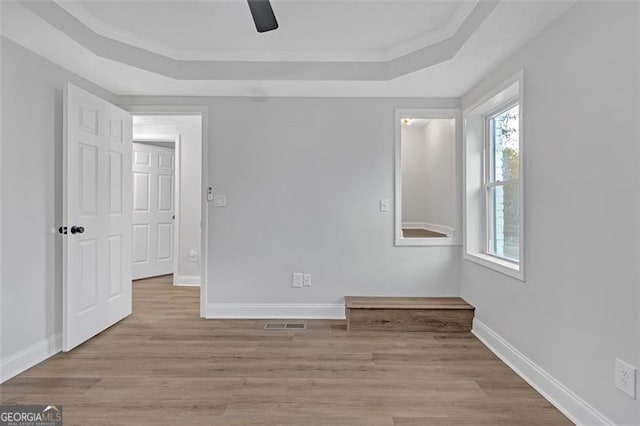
[63,83,132,351]
[132,143,175,279]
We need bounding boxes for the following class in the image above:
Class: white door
[63,83,132,351]
[131,143,175,279]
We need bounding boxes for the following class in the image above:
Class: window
[485,103,520,262]
[463,72,524,280]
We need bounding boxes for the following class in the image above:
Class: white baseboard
[174,275,201,286]
[402,221,455,236]
[402,221,429,229]
[205,303,345,319]
[0,334,61,384]
[472,319,613,425]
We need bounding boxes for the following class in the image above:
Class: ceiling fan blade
[247,0,279,33]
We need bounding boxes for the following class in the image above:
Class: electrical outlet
[379,199,389,212]
[303,274,311,287]
[292,273,303,288]
[615,358,636,399]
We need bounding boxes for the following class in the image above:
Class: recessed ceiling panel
[61,0,470,61]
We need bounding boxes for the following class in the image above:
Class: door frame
[132,135,181,285]
[122,105,208,318]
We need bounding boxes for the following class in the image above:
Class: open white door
[63,83,132,351]
[131,142,175,279]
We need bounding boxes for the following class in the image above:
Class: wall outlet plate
[292,273,303,288]
[379,199,389,212]
[303,274,311,287]
[213,194,227,207]
[189,249,198,261]
[615,358,636,399]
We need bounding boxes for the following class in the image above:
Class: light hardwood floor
[0,275,571,425]
[402,229,447,238]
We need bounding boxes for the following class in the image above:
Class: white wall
[120,96,462,316]
[422,120,455,229]
[0,37,118,372]
[460,2,639,425]
[133,116,203,285]
[401,125,430,224]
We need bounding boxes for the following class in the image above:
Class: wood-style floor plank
[0,275,572,425]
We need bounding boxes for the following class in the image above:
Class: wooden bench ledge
[345,296,474,311]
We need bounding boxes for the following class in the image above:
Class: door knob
[70,226,85,235]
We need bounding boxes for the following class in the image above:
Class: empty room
[0,1,639,425]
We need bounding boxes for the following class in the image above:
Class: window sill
[463,251,524,281]
[395,236,461,247]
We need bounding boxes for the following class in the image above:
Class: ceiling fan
[247,0,279,33]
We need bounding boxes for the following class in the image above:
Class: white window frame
[484,100,520,262]
[463,72,525,281]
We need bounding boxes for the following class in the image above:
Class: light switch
[292,273,303,288]
[380,199,389,212]
[213,194,227,207]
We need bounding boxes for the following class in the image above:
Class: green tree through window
[489,104,519,261]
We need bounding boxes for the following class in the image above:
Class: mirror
[395,109,460,246]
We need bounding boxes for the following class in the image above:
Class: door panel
[131,143,175,279]
[78,239,97,312]
[108,151,123,214]
[157,223,173,260]
[79,144,98,215]
[107,235,123,298]
[110,119,123,142]
[159,151,173,169]
[134,151,150,165]
[133,172,150,211]
[78,106,98,134]
[157,174,173,211]
[63,84,132,352]
[132,225,150,263]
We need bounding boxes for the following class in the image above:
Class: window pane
[490,104,519,182]
[487,182,519,261]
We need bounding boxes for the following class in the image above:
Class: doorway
[132,141,176,279]
[131,115,203,288]
[62,85,208,352]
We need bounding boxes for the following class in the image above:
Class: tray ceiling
[59,0,478,62]
[1,0,577,96]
